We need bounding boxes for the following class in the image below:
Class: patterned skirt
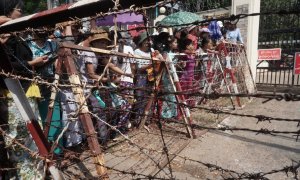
[3,98,44,179]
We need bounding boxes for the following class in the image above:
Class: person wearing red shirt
[187,25,199,49]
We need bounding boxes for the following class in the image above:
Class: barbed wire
[2,4,300,41]
[1,68,299,102]
[0,127,51,162]
[166,119,300,141]
[1,65,300,128]
[126,144,300,180]
[0,0,173,35]
[1,1,299,179]
[51,121,300,180]
[1,115,299,179]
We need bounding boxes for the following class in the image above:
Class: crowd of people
[0,0,244,179]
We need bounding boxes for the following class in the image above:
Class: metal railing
[257,0,300,89]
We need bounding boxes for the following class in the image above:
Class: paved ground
[162,97,300,179]
[64,97,300,179]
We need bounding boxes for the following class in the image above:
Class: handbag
[25,83,41,98]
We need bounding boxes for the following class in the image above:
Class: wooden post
[138,64,164,129]
[0,44,65,180]
[214,53,235,109]
[164,56,195,138]
[58,47,108,178]
[44,59,62,138]
[138,59,195,138]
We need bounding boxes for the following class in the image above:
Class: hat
[217,21,223,28]
[90,28,111,43]
[199,27,211,33]
[137,31,149,45]
[188,25,197,32]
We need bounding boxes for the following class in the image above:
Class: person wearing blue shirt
[27,31,63,155]
[226,22,244,44]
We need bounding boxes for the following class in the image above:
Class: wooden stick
[59,47,108,178]
[138,65,164,129]
[0,44,65,180]
[164,55,195,138]
[60,42,162,62]
[44,59,62,139]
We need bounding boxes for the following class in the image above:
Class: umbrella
[159,11,202,27]
[96,12,143,26]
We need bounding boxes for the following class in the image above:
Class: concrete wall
[232,0,261,81]
[196,7,231,20]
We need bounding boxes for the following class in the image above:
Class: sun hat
[187,25,197,32]
[137,31,149,45]
[90,28,111,43]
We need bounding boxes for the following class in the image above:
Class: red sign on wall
[258,48,281,60]
[127,24,145,38]
[294,52,300,75]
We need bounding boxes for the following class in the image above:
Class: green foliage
[259,0,300,46]
[24,0,47,14]
[180,0,231,12]
[24,0,71,14]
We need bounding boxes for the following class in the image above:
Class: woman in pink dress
[178,38,197,106]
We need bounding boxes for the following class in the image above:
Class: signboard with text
[294,52,300,75]
[127,24,145,37]
[258,48,281,60]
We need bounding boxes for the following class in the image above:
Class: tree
[24,0,70,14]
[24,0,47,14]
[179,0,231,12]
[259,0,300,54]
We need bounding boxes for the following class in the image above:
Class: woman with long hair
[160,36,178,119]
[226,22,244,44]
[178,38,197,106]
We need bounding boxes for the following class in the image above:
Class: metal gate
[256,0,300,91]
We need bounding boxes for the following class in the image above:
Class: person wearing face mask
[0,0,49,179]
[26,30,64,154]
